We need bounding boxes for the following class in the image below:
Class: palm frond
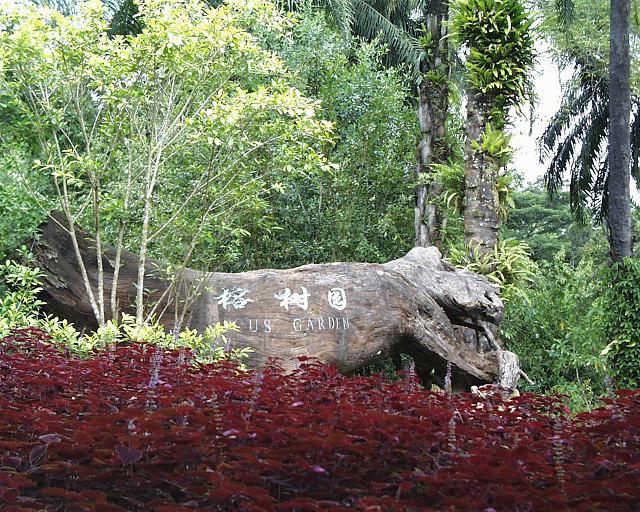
[325,0,356,35]
[539,72,606,160]
[577,101,608,194]
[541,57,616,220]
[107,0,142,36]
[554,0,575,27]
[352,0,421,68]
[544,114,589,196]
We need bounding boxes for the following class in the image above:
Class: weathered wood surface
[30,213,519,388]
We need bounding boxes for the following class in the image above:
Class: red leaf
[115,445,142,465]
[77,489,108,503]
[0,488,20,503]
[94,505,128,512]
[38,434,62,444]
[29,444,48,466]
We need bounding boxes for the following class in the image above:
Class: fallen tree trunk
[29,213,520,389]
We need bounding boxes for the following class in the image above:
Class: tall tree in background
[452,0,536,256]
[540,0,640,226]
[607,0,633,260]
[414,0,451,247]
[106,0,456,248]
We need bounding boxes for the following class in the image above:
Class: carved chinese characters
[213,287,253,310]
[327,288,347,310]
[214,283,351,334]
[274,286,310,311]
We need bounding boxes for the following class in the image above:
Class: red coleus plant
[1,328,639,511]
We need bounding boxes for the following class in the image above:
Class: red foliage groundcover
[1,329,639,511]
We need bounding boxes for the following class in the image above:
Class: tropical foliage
[0,0,638,450]
[539,0,640,220]
[0,0,333,323]
[229,12,418,268]
[451,0,536,125]
[502,183,603,263]
[502,252,609,410]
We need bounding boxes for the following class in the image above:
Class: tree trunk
[607,0,633,260]
[463,88,499,257]
[415,0,449,248]
[29,212,519,390]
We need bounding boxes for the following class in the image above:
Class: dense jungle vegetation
[1,0,640,509]
[1,0,638,405]
[1,0,639,406]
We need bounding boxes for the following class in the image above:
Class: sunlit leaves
[0,0,334,273]
[451,0,536,124]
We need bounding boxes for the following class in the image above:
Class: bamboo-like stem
[53,133,101,324]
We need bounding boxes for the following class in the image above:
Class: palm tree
[607,0,632,260]
[540,0,639,251]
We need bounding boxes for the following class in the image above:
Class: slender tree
[415,0,450,247]
[607,0,633,260]
[541,0,640,225]
[452,0,536,256]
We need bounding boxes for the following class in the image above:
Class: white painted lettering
[317,317,325,330]
[275,286,310,311]
[214,287,254,310]
[264,319,272,333]
[293,318,302,331]
[328,288,347,310]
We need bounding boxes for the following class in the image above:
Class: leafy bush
[0,253,249,365]
[1,329,640,510]
[502,253,608,410]
[448,238,537,301]
[0,0,333,310]
[501,184,603,263]
[601,258,640,389]
[0,251,46,335]
[231,13,417,269]
[0,251,80,344]
[0,160,50,261]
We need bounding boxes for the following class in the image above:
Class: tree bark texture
[415,0,449,248]
[463,88,499,257]
[30,213,519,389]
[608,0,633,260]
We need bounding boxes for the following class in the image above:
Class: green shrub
[502,252,607,410]
[0,248,46,334]
[231,12,417,269]
[601,258,640,389]
[447,238,537,302]
[0,251,251,366]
